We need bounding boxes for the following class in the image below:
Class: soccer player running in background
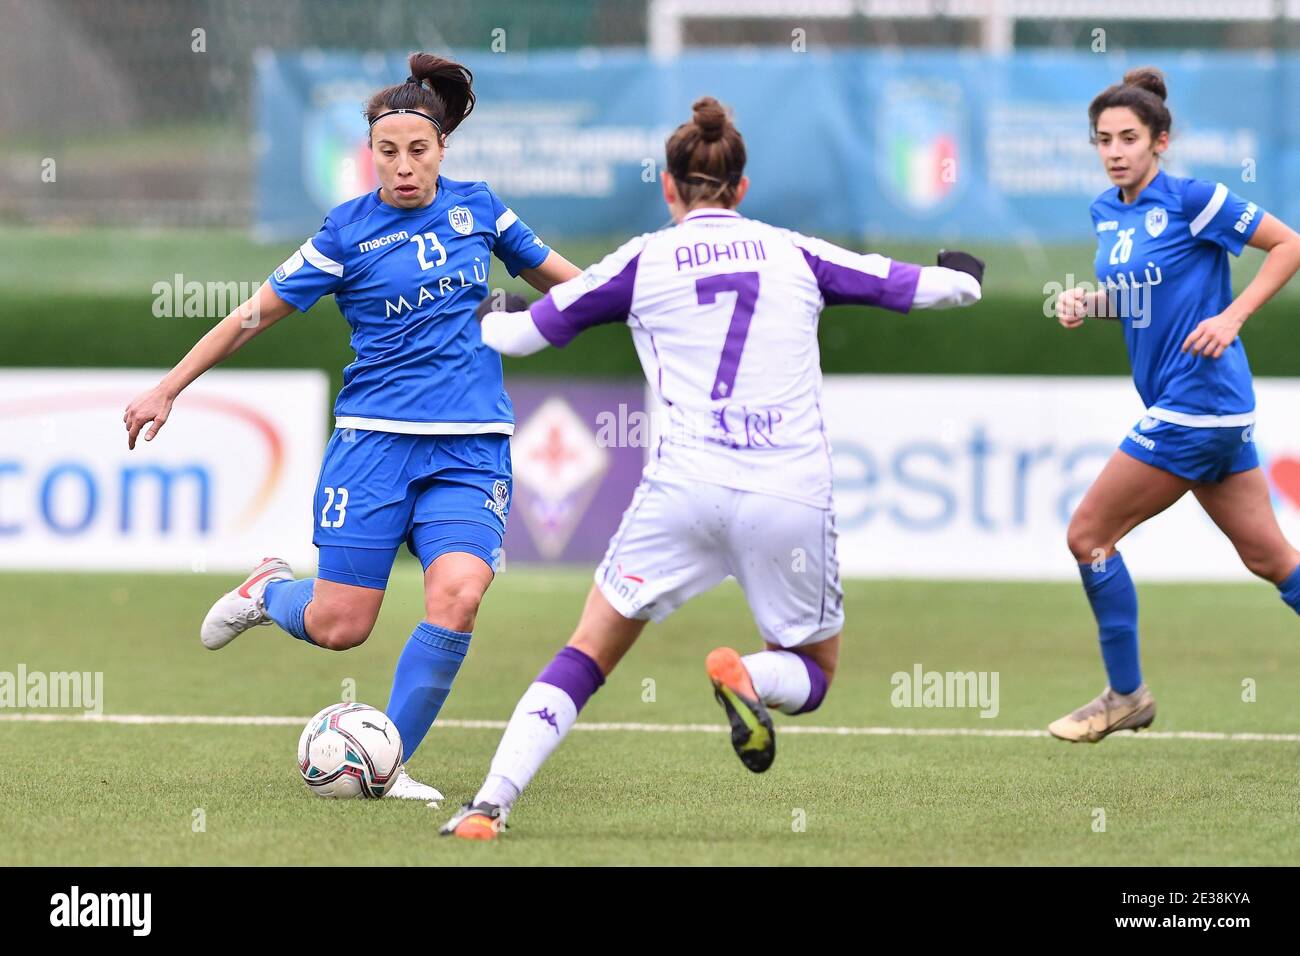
[439,97,985,839]
[1049,67,1300,743]
[122,53,579,799]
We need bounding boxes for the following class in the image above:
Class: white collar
[682,208,741,221]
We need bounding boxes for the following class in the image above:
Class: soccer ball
[297,702,403,798]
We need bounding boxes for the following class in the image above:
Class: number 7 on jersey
[697,272,760,400]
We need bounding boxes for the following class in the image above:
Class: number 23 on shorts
[320,486,349,528]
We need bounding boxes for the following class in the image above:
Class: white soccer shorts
[595,476,844,647]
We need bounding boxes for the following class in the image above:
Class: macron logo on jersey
[358,230,410,253]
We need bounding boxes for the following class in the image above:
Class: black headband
[368,107,442,132]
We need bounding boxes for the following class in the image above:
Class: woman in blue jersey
[1049,67,1300,742]
[122,53,580,797]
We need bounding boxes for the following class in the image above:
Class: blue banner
[255,49,1294,243]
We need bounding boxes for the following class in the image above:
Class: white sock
[742,650,812,715]
[473,682,578,812]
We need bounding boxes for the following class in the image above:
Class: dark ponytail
[364,52,475,141]
[1088,66,1172,144]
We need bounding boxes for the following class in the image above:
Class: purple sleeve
[795,247,920,314]
[530,252,640,348]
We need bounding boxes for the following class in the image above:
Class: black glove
[474,292,529,320]
[936,249,985,286]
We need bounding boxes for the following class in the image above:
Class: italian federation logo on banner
[876,78,966,214]
[512,397,610,559]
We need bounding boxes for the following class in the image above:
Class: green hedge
[7,291,1297,405]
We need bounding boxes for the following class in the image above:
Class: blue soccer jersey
[1092,170,1263,425]
[270,177,550,433]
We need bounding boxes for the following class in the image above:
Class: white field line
[0,712,1298,742]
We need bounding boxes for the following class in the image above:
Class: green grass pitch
[2,564,1298,866]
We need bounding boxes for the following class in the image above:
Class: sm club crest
[1145,207,1167,238]
[484,479,510,520]
[448,205,474,235]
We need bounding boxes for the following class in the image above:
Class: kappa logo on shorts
[483,479,510,520]
[448,205,474,235]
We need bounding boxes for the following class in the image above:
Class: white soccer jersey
[530,208,923,508]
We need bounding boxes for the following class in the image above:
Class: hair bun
[692,96,727,143]
[1122,66,1167,102]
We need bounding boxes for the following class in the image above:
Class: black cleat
[706,647,776,773]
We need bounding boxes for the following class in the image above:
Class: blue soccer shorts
[1119,414,1258,484]
[310,428,511,589]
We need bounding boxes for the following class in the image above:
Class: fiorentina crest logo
[448,205,474,235]
[512,397,610,559]
[1145,207,1167,238]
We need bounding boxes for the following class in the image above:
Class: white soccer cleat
[1048,684,1157,743]
[200,557,294,650]
[385,766,445,806]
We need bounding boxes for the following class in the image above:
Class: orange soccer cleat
[439,802,506,841]
[706,647,776,773]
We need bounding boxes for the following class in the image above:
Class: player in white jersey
[440,97,984,839]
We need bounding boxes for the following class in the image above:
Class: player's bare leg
[565,583,646,672]
[422,551,495,633]
[201,561,384,651]
[1050,450,1194,742]
[1195,464,1300,633]
[442,586,644,839]
[304,578,385,649]
[1193,466,1300,585]
[1068,450,1196,565]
